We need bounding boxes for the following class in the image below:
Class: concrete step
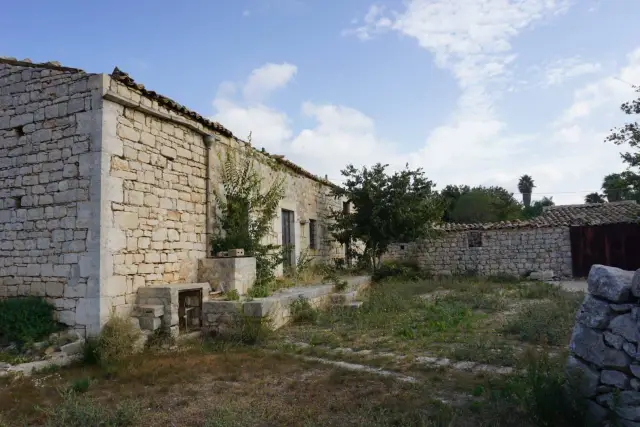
[330,291,357,304]
[135,304,164,318]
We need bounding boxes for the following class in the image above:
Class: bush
[84,314,141,368]
[503,296,582,345]
[372,260,430,282]
[290,297,318,324]
[0,297,59,346]
[485,350,586,426]
[41,390,140,427]
[225,289,240,301]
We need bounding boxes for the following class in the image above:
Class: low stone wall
[567,264,640,425]
[202,276,370,332]
[385,226,572,278]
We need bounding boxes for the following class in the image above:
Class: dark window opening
[309,219,317,250]
[468,231,483,248]
[400,244,405,250]
[14,126,24,137]
[11,196,22,209]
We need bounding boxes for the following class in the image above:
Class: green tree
[606,85,640,201]
[211,148,285,296]
[442,185,522,223]
[601,173,632,202]
[328,163,442,271]
[584,192,605,203]
[522,196,554,219]
[450,191,497,223]
[518,175,535,208]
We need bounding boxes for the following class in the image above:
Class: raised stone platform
[198,257,256,295]
[203,276,371,331]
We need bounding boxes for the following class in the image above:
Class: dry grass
[0,277,587,427]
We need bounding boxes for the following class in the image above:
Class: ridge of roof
[437,201,640,232]
[0,56,84,73]
[109,66,340,190]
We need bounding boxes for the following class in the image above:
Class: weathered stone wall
[567,264,640,425]
[209,138,345,273]
[0,61,105,335]
[99,79,345,317]
[385,226,572,277]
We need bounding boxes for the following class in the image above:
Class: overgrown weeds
[224,289,240,301]
[40,390,140,427]
[212,314,273,345]
[290,297,318,324]
[479,350,586,426]
[83,314,141,368]
[372,259,431,282]
[449,336,518,367]
[517,282,562,299]
[0,297,59,347]
[503,295,583,345]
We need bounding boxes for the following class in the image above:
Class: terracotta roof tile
[438,201,640,232]
[0,56,84,73]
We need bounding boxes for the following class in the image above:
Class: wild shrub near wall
[0,297,58,346]
[211,147,286,297]
[83,314,141,368]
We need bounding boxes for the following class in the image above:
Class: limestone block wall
[101,78,345,318]
[0,61,105,335]
[567,264,640,425]
[103,80,209,318]
[385,226,572,277]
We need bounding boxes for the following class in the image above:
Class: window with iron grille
[309,219,317,249]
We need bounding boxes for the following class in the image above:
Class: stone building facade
[385,202,640,278]
[0,58,345,335]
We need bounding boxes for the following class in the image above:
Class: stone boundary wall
[0,62,106,335]
[567,264,640,425]
[384,226,572,277]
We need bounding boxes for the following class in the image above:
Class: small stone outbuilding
[0,58,347,336]
[385,201,640,278]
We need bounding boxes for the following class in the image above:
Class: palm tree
[518,175,535,208]
[585,192,605,204]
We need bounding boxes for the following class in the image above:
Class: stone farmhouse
[0,57,347,336]
[386,201,640,278]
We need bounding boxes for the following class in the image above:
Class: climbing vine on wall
[211,146,286,297]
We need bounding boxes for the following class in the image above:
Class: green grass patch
[503,295,583,345]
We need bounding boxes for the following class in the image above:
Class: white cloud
[542,57,602,86]
[556,48,640,125]
[211,64,395,177]
[209,2,637,207]
[242,63,297,103]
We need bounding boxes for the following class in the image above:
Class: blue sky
[3,0,640,204]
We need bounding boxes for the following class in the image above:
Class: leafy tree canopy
[441,185,522,223]
[605,86,640,202]
[522,196,554,219]
[585,192,605,204]
[329,163,442,270]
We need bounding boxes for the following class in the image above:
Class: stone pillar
[567,264,640,425]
